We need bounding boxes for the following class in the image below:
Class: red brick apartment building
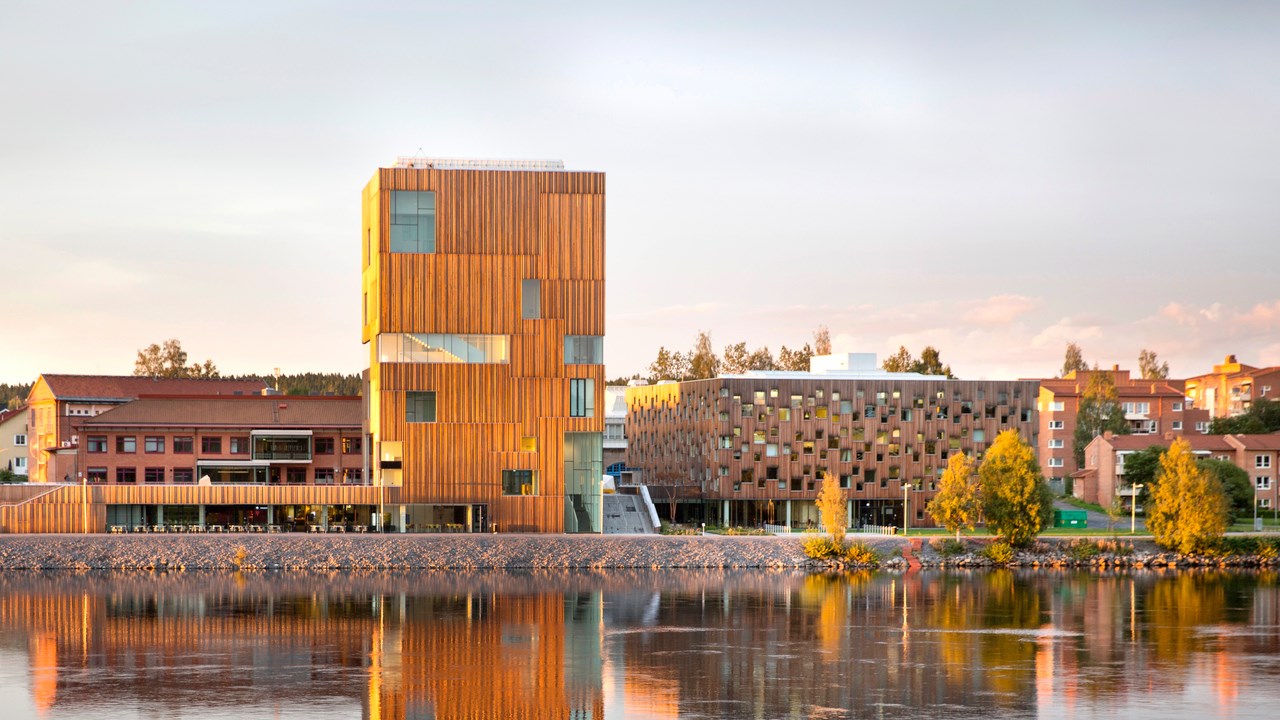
[1184,355,1280,419]
[625,357,1040,530]
[1035,367,1209,482]
[24,374,268,485]
[77,395,373,529]
[1076,431,1280,513]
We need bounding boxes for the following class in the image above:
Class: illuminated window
[502,469,538,495]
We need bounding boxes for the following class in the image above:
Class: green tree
[648,346,680,381]
[882,346,915,372]
[978,430,1054,547]
[913,346,953,378]
[1061,342,1088,377]
[746,346,775,370]
[1122,445,1166,506]
[816,472,848,545]
[688,330,719,380]
[1073,369,1129,469]
[1147,438,1228,554]
[813,326,832,356]
[1138,349,1170,380]
[927,451,981,541]
[134,339,220,378]
[721,342,750,374]
[1197,458,1253,524]
[777,344,813,371]
[1207,398,1280,434]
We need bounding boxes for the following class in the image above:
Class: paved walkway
[1054,499,1145,533]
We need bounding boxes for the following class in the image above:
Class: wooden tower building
[361,158,606,532]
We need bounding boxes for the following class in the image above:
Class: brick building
[1034,367,1209,483]
[24,374,268,485]
[1076,431,1280,513]
[1184,355,1280,419]
[625,354,1040,529]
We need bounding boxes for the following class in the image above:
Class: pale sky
[2,1,1278,383]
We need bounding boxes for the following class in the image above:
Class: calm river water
[0,569,1276,719]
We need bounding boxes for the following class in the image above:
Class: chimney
[1103,431,1114,439]
[1112,364,1120,372]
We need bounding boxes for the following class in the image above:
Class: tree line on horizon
[609,327,957,385]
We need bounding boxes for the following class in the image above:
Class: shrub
[230,545,248,569]
[1215,536,1261,556]
[1067,539,1101,561]
[843,541,880,566]
[1097,539,1134,556]
[982,541,1015,566]
[803,536,841,559]
[725,526,768,536]
[1259,541,1279,560]
[933,538,968,557]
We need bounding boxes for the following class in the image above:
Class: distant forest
[1,383,32,410]
[0,373,361,409]
[232,372,363,396]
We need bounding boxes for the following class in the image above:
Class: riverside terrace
[624,354,1040,530]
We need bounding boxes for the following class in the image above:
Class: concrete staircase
[602,493,657,535]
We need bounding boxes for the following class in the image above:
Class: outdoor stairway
[602,493,657,535]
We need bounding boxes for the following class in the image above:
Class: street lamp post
[903,483,909,537]
[1131,484,1144,534]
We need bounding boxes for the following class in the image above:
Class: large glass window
[407,392,437,423]
[253,435,312,461]
[502,469,538,495]
[564,336,603,364]
[569,379,595,418]
[521,279,541,319]
[379,333,510,364]
[390,191,435,253]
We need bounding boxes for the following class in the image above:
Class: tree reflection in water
[0,569,1275,719]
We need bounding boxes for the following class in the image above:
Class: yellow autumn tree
[978,430,1054,547]
[1147,437,1228,554]
[927,451,980,541]
[816,472,848,545]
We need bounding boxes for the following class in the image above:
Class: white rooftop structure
[723,353,942,381]
[393,157,567,172]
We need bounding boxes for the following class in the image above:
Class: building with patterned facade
[625,354,1040,529]
[1034,367,1210,483]
[362,157,605,533]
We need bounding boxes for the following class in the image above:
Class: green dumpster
[1053,509,1087,528]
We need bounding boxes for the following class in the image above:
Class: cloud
[963,294,1040,327]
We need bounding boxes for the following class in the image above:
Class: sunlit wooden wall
[363,167,606,532]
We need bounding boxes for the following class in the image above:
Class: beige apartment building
[0,405,28,477]
[1035,367,1209,482]
[1184,355,1280,419]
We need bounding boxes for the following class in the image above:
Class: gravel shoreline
[0,534,852,571]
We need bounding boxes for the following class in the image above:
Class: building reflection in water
[0,569,1276,719]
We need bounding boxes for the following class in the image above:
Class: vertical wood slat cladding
[0,484,396,533]
[627,378,1040,528]
[365,165,604,532]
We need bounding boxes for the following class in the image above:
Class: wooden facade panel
[365,165,604,530]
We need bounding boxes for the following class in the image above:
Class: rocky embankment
[911,539,1280,569]
[0,534,827,571]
